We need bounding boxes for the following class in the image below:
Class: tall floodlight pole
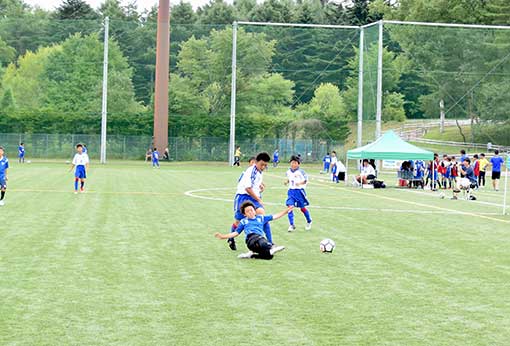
[153,0,170,154]
[375,20,383,139]
[228,22,238,166]
[357,27,364,147]
[100,17,109,164]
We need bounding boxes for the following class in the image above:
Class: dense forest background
[1,0,510,145]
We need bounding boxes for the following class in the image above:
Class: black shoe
[227,238,237,251]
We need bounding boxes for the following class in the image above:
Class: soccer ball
[320,239,335,253]
[439,192,445,199]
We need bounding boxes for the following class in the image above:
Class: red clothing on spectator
[474,160,480,176]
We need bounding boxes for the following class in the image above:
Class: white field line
[306,172,509,210]
[183,187,500,216]
[302,176,510,224]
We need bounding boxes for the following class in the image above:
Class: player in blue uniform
[152,147,160,168]
[285,155,312,232]
[70,144,90,194]
[322,152,331,173]
[0,146,9,206]
[228,152,273,251]
[215,201,289,259]
[18,142,25,163]
[489,150,505,191]
[273,149,279,167]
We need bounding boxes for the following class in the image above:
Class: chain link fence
[0,133,344,162]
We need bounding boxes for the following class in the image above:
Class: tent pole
[345,158,349,186]
[503,155,508,215]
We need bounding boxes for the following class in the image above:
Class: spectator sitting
[355,159,376,185]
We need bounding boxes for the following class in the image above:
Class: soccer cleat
[227,238,237,251]
[287,225,296,232]
[74,191,78,195]
[305,222,312,231]
[270,245,285,256]
[451,196,458,200]
[80,188,85,193]
[0,200,4,206]
[237,251,254,259]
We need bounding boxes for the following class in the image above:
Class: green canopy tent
[345,131,434,185]
[503,155,510,215]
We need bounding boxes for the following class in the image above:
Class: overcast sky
[24,0,216,12]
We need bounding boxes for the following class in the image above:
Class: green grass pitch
[1,161,510,345]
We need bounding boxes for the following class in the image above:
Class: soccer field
[1,161,510,346]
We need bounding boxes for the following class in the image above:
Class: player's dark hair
[461,149,466,154]
[76,144,83,148]
[247,156,256,163]
[20,142,24,145]
[495,149,499,155]
[362,159,369,164]
[473,154,479,159]
[481,153,485,157]
[289,155,300,164]
[153,147,157,151]
[0,146,4,150]
[256,152,270,162]
[240,201,256,215]
[332,151,336,154]
[464,158,471,164]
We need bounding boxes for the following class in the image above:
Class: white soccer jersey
[236,165,263,197]
[331,156,338,167]
[72,153,89,166]
[286,168,308,189]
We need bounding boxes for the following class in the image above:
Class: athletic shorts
[492,171,501,180]
[245,233,273,260]
[0,177,6,189]
[75,165,87,179]
[286,189,310,208]
[234,194,263,220]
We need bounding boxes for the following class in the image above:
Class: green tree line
[0,0,509,144]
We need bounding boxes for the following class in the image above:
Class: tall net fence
[0,18,354,161]
[236,24,359,160]
[362,22,510,147]
[3,17,509,162]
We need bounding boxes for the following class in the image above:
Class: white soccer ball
[320,238,335,253]
[439,192,445,199]
[26,160,31,164]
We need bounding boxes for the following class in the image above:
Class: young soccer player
[215,201,289,260]
[18,142,25,163]
[323,152,331,173]
[273,149,279,168]
[152,147,160,168]
[0,146,9,206]
[330,151,338,182]
[489,150,505,191]
[70,144,89,194]
[228,152,273,251]
[285,155,312,232]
